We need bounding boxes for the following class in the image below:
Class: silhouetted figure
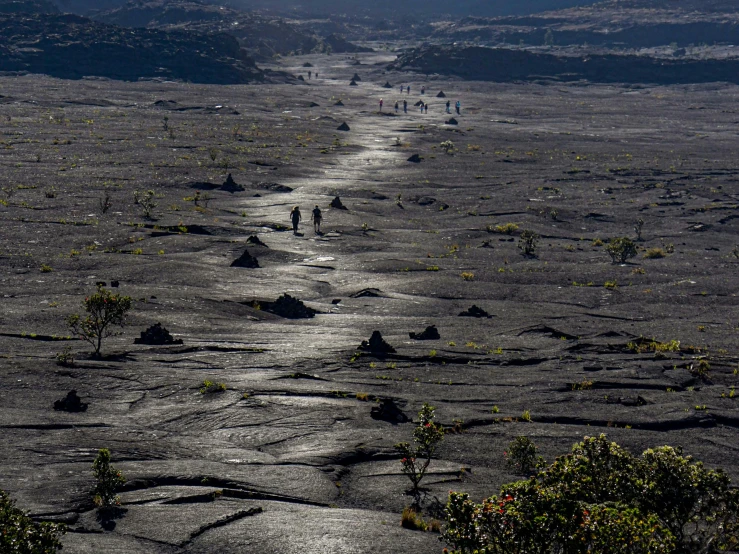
[407,86,410,94]
[456,100,461,115]
[308,70,312,79]
[379,98,383,112]
[395,101,399,113]
[290,206,302,234]
[403,100,408,113]
[446,100,451,113]
[421,86,425,95]
[311,205,323,234]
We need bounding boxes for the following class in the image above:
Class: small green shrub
[401,506,428,531]
[488,223,519,235]
[40,264,53,273]
[505,436,545,475]
[92,449,126,509]
[644,247,666,259]
[518,230,539,256]
[606,237,637,263]
[200,380,226,394]
[67,286,133,357]
[55,346,74,367]
[0,489,66,553]
[133,189,157,219]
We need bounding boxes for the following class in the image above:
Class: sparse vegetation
[67,286,133,357]
[505,436,544,475]
[518,230,539,256]
[199,380,227,394]
[0,488,66,553]
[606,237,638,263]
[92,448,125,509]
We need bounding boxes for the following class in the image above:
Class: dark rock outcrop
[407,154,422,163]
[359,331,396,354]
[259,182,293,193]
[436,90,446,97]
[220,173,244,193]
[370,398,409,424]
[337,122,351,131]
[349,80,358,86]
[446,117,459,125]
[54,390,88,412]
[134,322,183,345]
[330,196,348,210]
[252,294,317,319]
[231,249,260,268]
[334,100,345,106]
[459,305,492,318]
[351,72,361,81]
[0,12,265,84]
[246,235,268,247]
[409,325,440,340]
[382,81,393,88]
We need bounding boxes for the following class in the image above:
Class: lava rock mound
[359,331,396,354]
[134,322,183,345]
[459,305,492,318]
[54,390,88,412]
[370,398,409,424]
[253,294,317,319]
[409,325,440,340]
[231,249,260,268]
[221,173,244,192]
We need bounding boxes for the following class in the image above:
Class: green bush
[67,286,132,357]
[505,436,544,475]
[92,449,126,509]
[442,434,739,554]
[0,489,65,553]
[518,230,539,256]
[606,237,638,263]
[395,403,445,505]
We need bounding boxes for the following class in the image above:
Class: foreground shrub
[0,490,65,553]
[67,286,132,357]
[92,449,126,509]
[395,403,445,505]
[606,237,637,263]
[504,436,544,475]
[442,434,739,554]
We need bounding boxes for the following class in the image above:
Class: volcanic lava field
[1,52,738,553]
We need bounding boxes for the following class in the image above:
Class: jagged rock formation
[370,398,409,424]
[0,12,265,83]
[409,325,440,340]
[53,390,88,412]
[251,294,317,319]
[330,196,347,209]
[358,331,396,354]
[231,249,260,268]
[221,173,244,193]
[407,154,422,163]
[459,305,492,318]
[337,122,350,131]
[134,322,183,345]
[246,235,268,247]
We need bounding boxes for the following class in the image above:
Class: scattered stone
[349,80,358,86]
[95,281,106,287]
[382,81,392,88]
[134,322,183,345]
[459,305,492,318]
[334,100,344,106]
[220,173,244,193]
[351,288,383,298]
[246,235,268,247]
[407,154,423,163]
[259,182,293,193]
[417,196,436,206]
[337,122,351,132]
[231,249,260,268]
[445,117,458,125]
[359,331,396,354]
[297,75,304,81]
[332,299,342,305]
[370,398,409,424]
[330,196,348,209]
[437,90,446,98]
[309,102,320,107]
[409,325,440,340]
[351,73,361,81]
[254,294,318,319]
[54,390,88,413]
[303,62,313,67]
[110,280,120,288]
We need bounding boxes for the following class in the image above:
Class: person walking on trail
[290,206,302,235]
[424,103,429,114]
[395,101,399,113]
[420,102,424,113]
[379,98,384,112]
[455,100,461,115]
[400,84,404,93]
[311,205,323,234]
[421,86,425,95]
[308,71,312,79]
[407,86,411,94]
[446,100,451,114]
[403,99,408,113]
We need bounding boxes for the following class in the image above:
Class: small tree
[634,218,645,241]
[518,230,539,256]
[133,190,157,219]
[505,436,545,475]
[0,489,65,553]
[606,237,638,263]
[395,403,445,505]
[67,286,133,357]
[92,449,126,509]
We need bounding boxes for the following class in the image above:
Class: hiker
[420,102,424,113]
[424,103,429,114]
[395,101,399,113]
[379,98,384,112]
[407,86,411,94]
[290,206,302,234]
[456,100,461,115]
[446,100,451,114]
[403,99,408,113]
[308,71,312,79]
[400,84,404,93]
[311,205,323,234]
[421,86,425,95]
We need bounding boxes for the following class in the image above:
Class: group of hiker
[289,205,322,235]
[380,89,461,116]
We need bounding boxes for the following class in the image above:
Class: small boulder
[349,80,358,86]
[231,249,260,268]
[259,182,293,193]
[309,102,320,107]
[359,331,396,354]
[134,322,183,345]
[445,118,459,125]
[54,390,88,413]
[407,154,422,163]
[351,73,361,81]
[382,81,393,89]
[297,75,305,81]
[417,196,436,206]
[303,62,313,67]
[337,122,351,132]
[257,294,317,319]
[370,398,409,424]
[221,173,244,193]
[437,91,446,98]
[334,100,345,106]
[330,196,348,209]
[110,280,120,288]
[459,305,492,318]
[409,325,440,340]
[246,235,268,247]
